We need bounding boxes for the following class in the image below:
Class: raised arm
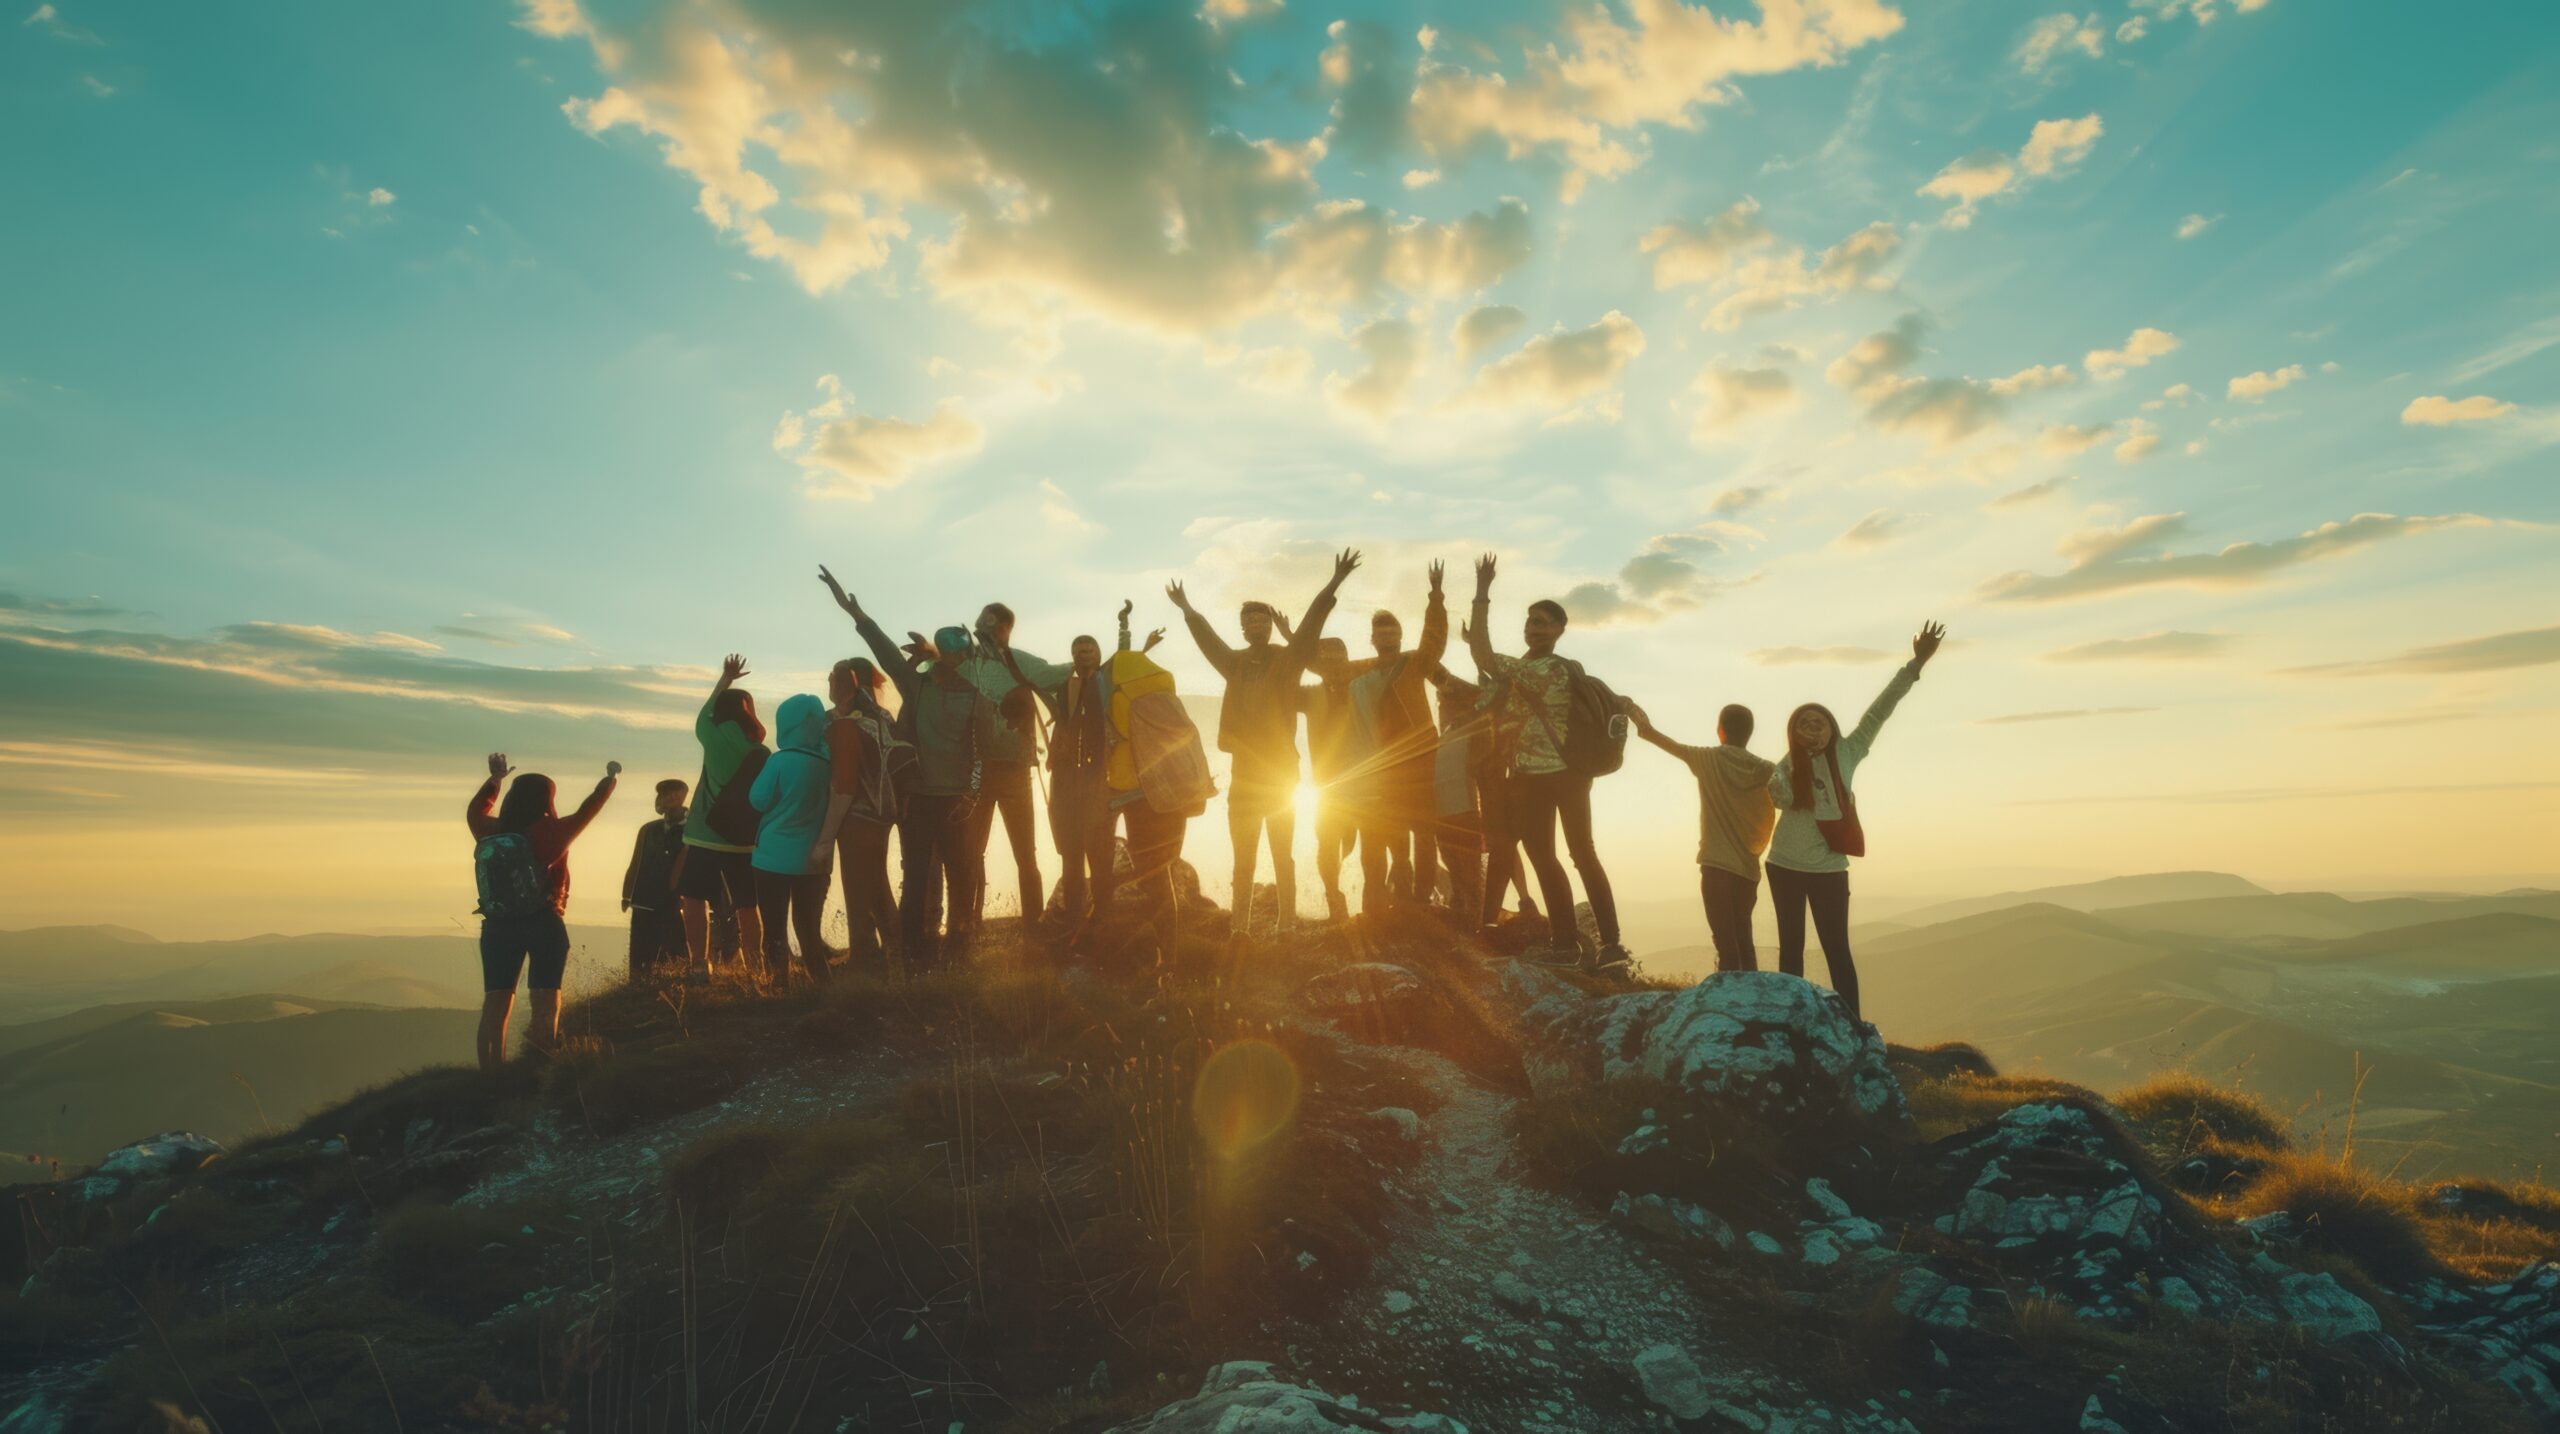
[820,565,921,703]
[1625,700,1706,763]
[1118,599,1135,653]
[556,762,621,845]
[467,752,507,837]
[1841,621,1943,763]
[696,655,748,742]
[1465,552,1503,673]
[1417,560,1450,666]
[1167,579,1238,678]
[1289,547,1361,656]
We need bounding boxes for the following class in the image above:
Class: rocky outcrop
[1520,970,1907,1130]
[1106,1361,1466,1432]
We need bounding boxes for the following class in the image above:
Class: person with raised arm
[993,602,1161,953]
[819,566,1000,968]
[813,657,900,972]
[1624,698,1776,973]
[1286,622,1363,923]
[467,752,618,1069]
[1165,547,1361,945]
[678,654,765,969]
[1348,560,1450,915]
[747,691,837,988]
[1465,553,1626,970]
[1764,621,1947,1022]
[953,601,1071,936]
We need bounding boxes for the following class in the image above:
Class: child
[621,779,696,982]
[468,752,617,1069]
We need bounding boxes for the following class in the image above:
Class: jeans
[964,761,1044,926]
[1358,817,1437,918]
[834,818,899,967]
[627,905,686,982]
[754,867,834,986]
[899,792,980,965]
[1487,770,1578,951]
[1227,759,1297,932]
[1049,767,1116,932]
[1121,801,1188,961]
[1699,866,1761,972]
[1767,864,1856,1018]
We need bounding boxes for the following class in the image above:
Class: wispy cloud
[1980,512,2496,603]
[2044,630,2232,663]
[2400,394,2514,426]
[1978,706,2155,725]
[1749,645,1893,666]
[1919,113,2102,228]
[2282,625,2560,677]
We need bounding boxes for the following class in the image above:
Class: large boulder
[1106,1361,1465,1432]
[1521,970,1909,1130]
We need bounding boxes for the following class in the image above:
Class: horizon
[5,0,2559,939]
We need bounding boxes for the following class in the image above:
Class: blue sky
[4,0,2557,936]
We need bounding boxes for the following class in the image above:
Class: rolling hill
[1887,871,2270,930]
[0,924,626,1020]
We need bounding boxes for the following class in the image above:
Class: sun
[1293,780,1322,831]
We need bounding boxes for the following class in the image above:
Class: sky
[4,0,2558,941]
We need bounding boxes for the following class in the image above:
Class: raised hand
[606,760,623,778]
[1144,626,1166,652]
[487,752,511,779]
[1270,608,1294,640]
[817,565,859,617]
[1427,558,1446,594]
[1913,620,1947,666]
[903,630,935,663]
[1474,552,1498,594]
[1119,598,1134,623]
[720,653,749,684]
[1330,548,1362,587]
[1165,579,1192,614]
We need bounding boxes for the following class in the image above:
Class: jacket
[853,611,998,799]
[1768,660,1921,874]
[748,694,833,874]
[1183,591,1338,773]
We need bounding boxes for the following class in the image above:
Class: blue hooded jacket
[748,693,833,875]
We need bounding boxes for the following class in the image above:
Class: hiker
[1347,560,1449,916]
[1103,602,1215,967]
[1440,661,1540,932]
[819,567,998,967]
[467,753,617,1070]
[679,655,766,970]
[619,778,696,982]
[955,602,1068,934]
[1167,547,1361,942]
[994,604,1163,951]
[816,657,901,971]
[1294,633,1364,922]
[1625,699,1776,973]
[1766,621,1947,1021]
[1465,553,1630,970]
[748,693,837,987]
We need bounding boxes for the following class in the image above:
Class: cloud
[1826,315,2033,448]
[1200,0,1284,19]
[367,187,397,207]
[1405,0,1904,198]
[1980,511,2493,603]
[1641,198,1900,328]
[2113,420,2161,463]
[1465,311,1644,412]
[1984,475,2072,510]
[782,397,984,499]
[2044,630,2231,662]
[533,2,1529,336]
[2401,394,2516,426]
[2015,13,2105,73]
[23,3,99,42]
[1691,365,1797,438]
[1988,364,2076,397]
[1234,345,1313,393]
[2141,381,2196,410]
[1920,114,2101,227]
[2175,212,2217,239]
[1550,522,1767,627]
[1319,19,1411,161]
[1979,707,2155,725]
[2227,364,2305,400]
[2084,327,2178,380]
[1837,509,1919,548]
[1402,168,1440,189]
[2282,626,2560,678]
[1452,304,1526,365]
[1329,317,1424,418]
[0,591,124,618]
[2039,422,2113,456]
[1708,484,1777,517]
[1749,645,1892,665]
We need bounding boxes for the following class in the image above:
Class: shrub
[2115,1073,2290,1163]
[2229,1155,2445,1287]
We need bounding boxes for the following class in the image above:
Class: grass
[2115,1073,2292,1164]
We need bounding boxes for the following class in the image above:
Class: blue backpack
[473,832,549,918]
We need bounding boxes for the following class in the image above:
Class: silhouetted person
[821,568,998,967]
[1626,700,1776,972]
[998,605,1162,952]
[1295,632,1362,922]
[817,657,900,971]
[1348,561,1449,915]
[620,778,696,982]
[748,693,836,987]
[1767,621,1946,1021]
[467,753,617,1069]
[1104,605,1214,968]
[955,602,1068,933]
[1168,548,1359,943]
[679,654,765,969]
[1466,553,1625,969]
[1439,665,1540,930]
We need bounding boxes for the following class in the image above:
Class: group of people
[461,551,1948,1066]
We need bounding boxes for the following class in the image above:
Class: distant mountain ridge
[1889,871,2270,929]
[0,924,624,1020]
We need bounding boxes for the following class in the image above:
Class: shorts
[481,910,571,993]
[675,844,755,910]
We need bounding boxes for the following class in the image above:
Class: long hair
[713,688,766,744]
[1784,702,1841,812]
[496,774,556,833]
[842,658,887,718]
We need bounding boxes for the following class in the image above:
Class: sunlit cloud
[2044,630,2232,662]
[2400,394,2515,426]
[2227,363,2306,400]
[1837,508,1920,548]
[1463,311,1644,413]
[1920,113,2101,228]
[2015,13,2105,74]
[1978,706,2156,725]
[1984,475,2073,510]
[1328,317,1424,418]
[2084,327,2178,381]
[1452,304,1526,366]
[1641,198,1899,329]
[1691,364,1798,438]
[2282,625,2560,677]
[1981,511,2495,603]
[1749,645,1892,665]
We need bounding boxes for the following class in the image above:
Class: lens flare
[1191,1039,1301,1159]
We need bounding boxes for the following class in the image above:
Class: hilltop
[5,880,2559,1433]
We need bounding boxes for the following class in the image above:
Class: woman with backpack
[1104,601,1213,971]
[817,656,901,972]
[466,752,618,1070]
[1766,620,1946,1022]
[748,693,837,988]
[680,655,766,970]
[819,566,998,968]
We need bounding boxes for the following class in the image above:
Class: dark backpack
[472,832,549,919]
[703,745,770,847]
[1515,660,1631,779]
[841,710,917,825]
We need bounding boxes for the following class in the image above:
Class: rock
[1105,1362,1465,1432]
[1892,1269,1976,1330]
[1367,1108,1422,1144]
[2153,1277,2202,1316]
[401,1118,437,1157]
[1613,1191,1737,1251]
[1383,1289,1415,1316]
[94,1132,225,1182]
[1805,1177,1854,1222]
[1491,1271,1541,1315]
[2260,1260,2385,1342]
[1298,963,1423,1014]
[1520,971,1909,1132]
[1632,1344,1714,1421]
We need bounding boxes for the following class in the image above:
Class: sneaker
[1530,944,1585,969]
[1593,942,1633,972]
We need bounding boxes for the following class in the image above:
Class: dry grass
[1899,1069,2099,1143]
[2115,1073,2291,1164]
